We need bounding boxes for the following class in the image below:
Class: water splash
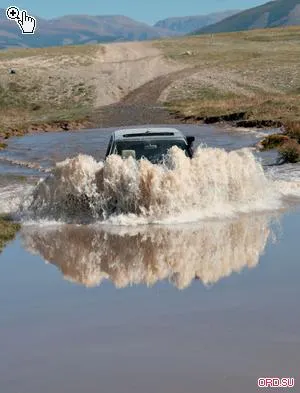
[0,183,34,215]
[0,156,51,173]
[20,146,283,224]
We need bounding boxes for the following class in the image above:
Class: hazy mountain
[0,11,177,49]
[193,0,300,35]
[154,10,240,34]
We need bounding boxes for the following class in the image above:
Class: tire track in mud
[90,67,198,127]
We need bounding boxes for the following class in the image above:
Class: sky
[2,0,268,24]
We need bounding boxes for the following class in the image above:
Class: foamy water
[0,156,51,172]
[0,184,34,215]
[12,145,300,225]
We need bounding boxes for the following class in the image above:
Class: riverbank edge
[1,106,300,163]
[0,215,21,253]
[0,118,92,147]
[0,108,282,147]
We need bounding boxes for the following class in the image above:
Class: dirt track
[91,67,198,127]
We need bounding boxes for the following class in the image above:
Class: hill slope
[193,0,300,34]
[1,27,300,137]
[0,11,177,49]
[154,10,240,34]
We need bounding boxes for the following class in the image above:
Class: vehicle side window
[105,137,113,157]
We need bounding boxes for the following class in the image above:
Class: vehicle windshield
[115,139,189,163]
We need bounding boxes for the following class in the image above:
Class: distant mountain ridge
[154,11,240,34]
[193,0,300,35]
[0,11,177,49]
[3,2,298,51]
[0,8,239,49]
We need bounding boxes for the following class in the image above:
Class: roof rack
[123,132,175,138]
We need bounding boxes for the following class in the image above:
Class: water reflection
[21,214,276,289]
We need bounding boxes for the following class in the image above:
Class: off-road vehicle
[105,127,195,164]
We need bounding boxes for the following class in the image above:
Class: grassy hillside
[1,27,300,142]
[156,26,300,125]
[0,42,176,139]
[193,0,300,34]
[0,44,97,138]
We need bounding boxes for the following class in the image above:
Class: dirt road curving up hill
[91,67,198,127]
[2,27,300,138]
[0,41,185,135]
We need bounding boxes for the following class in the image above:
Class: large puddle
[1,124,300,393]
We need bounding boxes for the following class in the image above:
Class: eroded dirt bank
[0,41,183,140]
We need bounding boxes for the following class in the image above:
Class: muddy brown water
[0,124,299,393]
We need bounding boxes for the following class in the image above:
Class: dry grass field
[0,42,179,137]
[155,27,300,124]
[1,27,300,141]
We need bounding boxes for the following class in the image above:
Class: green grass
[260,121,300,162]
[260,134,289,150]
[279,139,300,163]
[0,216,21,253]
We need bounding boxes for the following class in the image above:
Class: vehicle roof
[112,127,186,141]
